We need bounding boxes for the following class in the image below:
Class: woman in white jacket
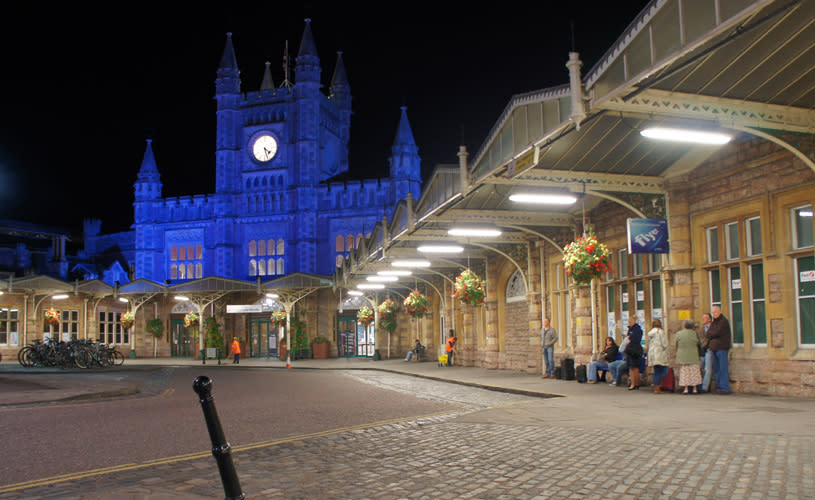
[646,319,670,394]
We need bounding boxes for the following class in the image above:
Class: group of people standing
[543,307,732,394]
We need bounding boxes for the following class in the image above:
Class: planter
[312,341,330,359]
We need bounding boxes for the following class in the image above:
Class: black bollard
[192,376,245,500]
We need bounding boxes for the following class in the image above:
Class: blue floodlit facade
[83,20,422,284]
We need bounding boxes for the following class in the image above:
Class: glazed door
[337,315,357,357]
[249,319,277,357]
[171,319,193,357]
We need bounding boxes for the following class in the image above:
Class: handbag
[697,342,705,357]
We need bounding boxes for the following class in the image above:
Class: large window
[170,244,203,280]
[750,263,766,345]
[728,266,743,345]
[248,238,285,277]
[792,206,813,249]
[706,226,720,263]
[725,221,740,260]
[0,308,19,345]
[796,256,815,346]
[45,309,79,341]
[99,310,128,345]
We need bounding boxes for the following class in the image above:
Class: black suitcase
[554,366,563,380]
[576,364,587,383]
[562,358,575,380]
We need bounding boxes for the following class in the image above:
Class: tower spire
[260,61,275,91]
[216,32,240,94]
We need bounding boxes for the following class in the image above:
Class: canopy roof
[336,0,815,294]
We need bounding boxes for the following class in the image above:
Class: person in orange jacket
[445,330,457,367]
[231,337,241,364]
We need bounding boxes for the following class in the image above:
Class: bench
[412,344,426,361]
[597,352,647,382]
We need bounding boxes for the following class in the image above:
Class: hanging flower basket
[453,269,486,307]
[120,312,135,330]
[377,298,398,333]
[357,306,374,326]
[271,310,287,327]
[563,230,613,286]
[45,308,60,326]
[184,311,200,327]
[403,290,428,318]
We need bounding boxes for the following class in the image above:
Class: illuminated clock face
[252,134,278,163]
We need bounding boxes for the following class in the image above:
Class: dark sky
[0,1,651,235]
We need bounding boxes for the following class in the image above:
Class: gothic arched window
[336,235,344,252]
[277,258,285,275]
[506,269,527,303]
[171,264,178,279]
[336,255,343,268]
[179,246,186,261]
[268,239,275,256]
[258,239,266,257]
[277,239,285,255]
[249,240,257,257]
[258,259,266,276]
[196,245,202,260]
[268,258,276,276]
[170,246,178,261]
[195,263,202,279]
[346,234,354,252]
[249,259,256,276]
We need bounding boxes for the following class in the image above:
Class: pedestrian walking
[646,319,669,393]
[698,312,713,392]
[231,337,241,364]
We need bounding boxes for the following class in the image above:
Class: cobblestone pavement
[3,369,813,500]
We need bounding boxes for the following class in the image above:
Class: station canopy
[335,0,815,296]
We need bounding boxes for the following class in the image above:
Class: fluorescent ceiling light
[357,283,385,290]
[417,245,464,253]
[447,227,502,237]
[366,275,398,282]
[174,295,189,301]
[377,270,412,276]
[640,127,732,145]
[392,259,432,268]
[52,294,69,300]
[347,290,364,296]
[266,293,280,298]
[118,297,129,303]
[799,210,813,217]
[508,192,577,205]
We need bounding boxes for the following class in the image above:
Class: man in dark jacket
[707,306,732,394]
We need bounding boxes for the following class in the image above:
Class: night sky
[0,1,651,235]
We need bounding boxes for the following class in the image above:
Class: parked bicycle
[17,338,126,369]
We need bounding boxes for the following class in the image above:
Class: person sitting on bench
[588,336,619,384]
[404,338,425,361]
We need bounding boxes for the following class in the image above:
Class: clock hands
[264,147,272,160]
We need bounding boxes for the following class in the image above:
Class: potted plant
[204,317,225,358]
[403,290,428,318]
[290,315,310,359]
[120,311,135,330]
[378,298,398,333]
[357,306,374,327]
[453,269,486,306]
[45,308,60,326]
[563,230,613,286]
[312,335,330,359]
[146,318,164,358]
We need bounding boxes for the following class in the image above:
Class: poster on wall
[627,218,669,254]
[607,313,617,340]
[10,332,18,345]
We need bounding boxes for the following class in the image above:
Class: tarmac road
[0,366,454,488]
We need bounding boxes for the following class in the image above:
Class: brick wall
[501,300,538,372]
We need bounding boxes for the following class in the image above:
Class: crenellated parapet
[159,195,215,222]
[317,179,392,211]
